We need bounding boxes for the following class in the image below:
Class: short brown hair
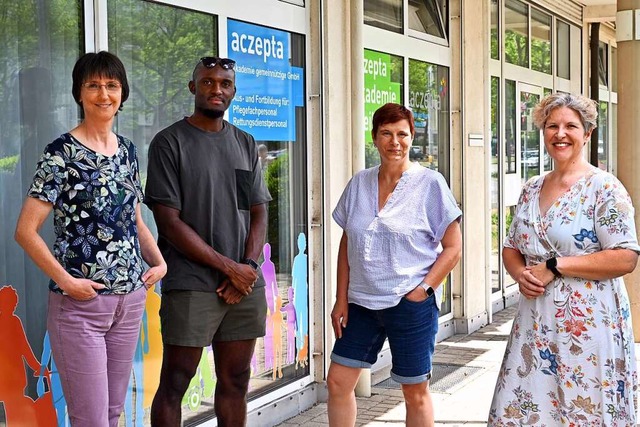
[372,103,415,138]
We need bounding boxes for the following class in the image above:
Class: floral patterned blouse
[27,133,145,294]
[489,168,640,426]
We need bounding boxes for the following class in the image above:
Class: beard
[197,106,225,119]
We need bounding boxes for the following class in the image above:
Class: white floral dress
[489,168,640,426]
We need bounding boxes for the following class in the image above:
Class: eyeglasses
[82,82,122,92]
[200,57,236,70]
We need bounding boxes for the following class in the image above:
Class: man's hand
[216,279,245,304]
[226,262,258,295]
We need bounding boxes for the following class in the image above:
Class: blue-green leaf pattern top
[28,133,145,294]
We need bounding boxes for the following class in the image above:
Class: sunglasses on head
[200,57,236,70]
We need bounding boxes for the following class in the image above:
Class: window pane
[228,20,310,398]
[490,76,500,294]
[543,88,553,172]
[364,0,403,33]
[556,20,570,79]
[531,9,551,74]
[611,46,617,92]
[490,0,499,60]
[0,0,83,419]
[598,41,608,86]
[521,91,540,183]
[408,58,451,314]
[408,0,447,39]
[408,59,448,175]
[598,101,608,170]
[364,49,403,168]
[504,0,528,68]
[504,80,516,173]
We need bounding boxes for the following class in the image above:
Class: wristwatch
[545,257,562,278]
[242,258,260,271]
[420,281,435,298]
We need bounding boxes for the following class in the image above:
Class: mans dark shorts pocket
[235,169,252,210]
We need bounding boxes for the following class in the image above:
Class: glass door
[492,81,542,307]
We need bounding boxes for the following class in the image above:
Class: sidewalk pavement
[276,306,516,426]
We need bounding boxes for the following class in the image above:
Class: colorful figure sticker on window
[0,285,56,426]
[281,287,297,365]
[38,331,68,426]
[292,233,308,368]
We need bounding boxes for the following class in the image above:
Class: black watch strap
[545,257,561,278]
[243,258,259,271]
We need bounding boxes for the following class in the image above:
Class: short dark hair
[72,51,130,111]
[372,103,415,138]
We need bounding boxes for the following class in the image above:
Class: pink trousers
[47,287,146,427]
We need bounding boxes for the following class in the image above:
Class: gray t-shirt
[144,118,271,293]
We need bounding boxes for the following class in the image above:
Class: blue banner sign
[227,20,304,141]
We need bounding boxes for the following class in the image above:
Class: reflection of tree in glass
[505,31,528,68]
[265,154,289,271]
[0,0,80,160]
[107,0,218,138]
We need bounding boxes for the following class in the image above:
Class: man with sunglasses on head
[145,56,271,426]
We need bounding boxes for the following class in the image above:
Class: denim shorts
[331,295,439,384]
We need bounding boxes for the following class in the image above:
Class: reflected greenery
[265,153,289,271]
[108,0,218,142]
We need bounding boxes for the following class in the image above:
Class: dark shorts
[159,286,267,347]
[331,296,439,384]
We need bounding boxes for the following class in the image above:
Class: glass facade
[490,1,585,301]
[363,1,452,317]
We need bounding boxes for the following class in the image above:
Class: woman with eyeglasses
[14,51,166,427]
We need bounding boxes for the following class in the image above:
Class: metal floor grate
[374,364,482,393]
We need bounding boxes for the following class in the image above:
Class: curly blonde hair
[532,93,598,133]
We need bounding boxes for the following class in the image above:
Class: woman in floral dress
[489,93,639,426]
[14,51,166,426]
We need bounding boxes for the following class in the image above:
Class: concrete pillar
[615,0,640,341]
[450,0,490,334]
[321,0,354,384]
